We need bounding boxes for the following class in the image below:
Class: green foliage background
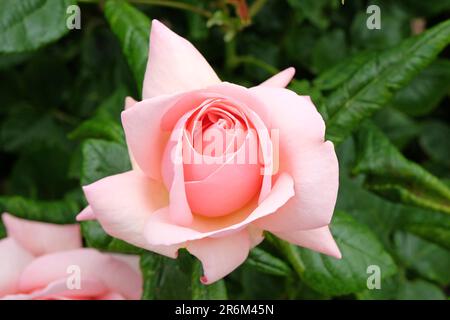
[0,0,449,300]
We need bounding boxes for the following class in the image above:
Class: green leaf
[104,0,150,92]
[390,60,450,116]
[287,0,337,30]
[0,194,81,224]
[396,280,446,300]
[325,19,450,145]
[311,29,348,74]
[314,51,375,91]
[69,88,129,143]
[357,275,446,300]
[419,120,450,168]
[298,211,397,296]
[356,274,403,300]
[0,0,74,53]
[80,220,142,254]
[8,147,76,199]
[393,231,450,286]
[81,139,131,185]
[245,247,293,277]
[350,4,410,50]
[141,250,228,300]
[191,260,228,299]
[337,175,450,251]
[372,107,420,150]
[1,105,68,153]
[353,122,450,214]
[69,117,124,144]
[228,265,290,299]
[140,250,193,300]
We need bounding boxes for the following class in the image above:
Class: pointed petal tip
[76,206,95,222]
[258,67,296,88]
[124,96,137,110]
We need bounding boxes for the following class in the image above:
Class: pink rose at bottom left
[0,213,142,300]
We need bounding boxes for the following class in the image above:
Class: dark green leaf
[353,122,450,214]
[104,0,150,92]
[140,250,193,300]
[0,0,75,53]
[0,194,81,224]
[350,4,410,50]
[372,107,420,149]
[69,87,129,143]
[311,29,348,74]
[394,231,450,286]
[396,280,446,300]
[314,51,375,91]
[192,260,228,299]
[69,117,124,144]
[325,19,450,144]
[1,105,68,153]
[337,175,450,251]
[299,211,397,296]
[81,139,131,185]
[390,60,450,116]
[245,247,293,277]
[357,275,446,300]
[419,120,450,168]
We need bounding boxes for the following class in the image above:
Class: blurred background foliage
[0,0,449,300]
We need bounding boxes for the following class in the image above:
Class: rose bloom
[0,213,141,300]
[79,20,341,284]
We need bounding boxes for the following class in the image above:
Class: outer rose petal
[123,96,142,172]
[273,226,342,259]
[2,278,108,300]
[187,228,251,284]
[83,170,181,258]
[144,173,294,245]
[122,91,207,181]
[76,206,95,222]
[258,67,296,88]
[0,238,33,296]
[2,213,82,256]
[18,249,142,300]
[124,96,137,110]
[250,87,339,232]
[142,19,220,99]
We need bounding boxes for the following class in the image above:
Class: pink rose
[0,213,142,300]
[78,20,340,284]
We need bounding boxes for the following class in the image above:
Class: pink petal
[273,226,341,259]
[76,206,95,221]
[2,213,82,256]
[83,170,181,258]
[161,112,194,225]
[142,19,220,99]
[18,249,142,300]
[250,87,339,232]
[124,96,137,110]
[2,278,108,300]
[258,67,296,88]
[144,173,294,245]
[184,130,262,217]
[0,238,33,297]
[187,228,251,284]
[98,292,126,300]
[198,83,275,202]
[121,91,206,181]
[123,96,142,172]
